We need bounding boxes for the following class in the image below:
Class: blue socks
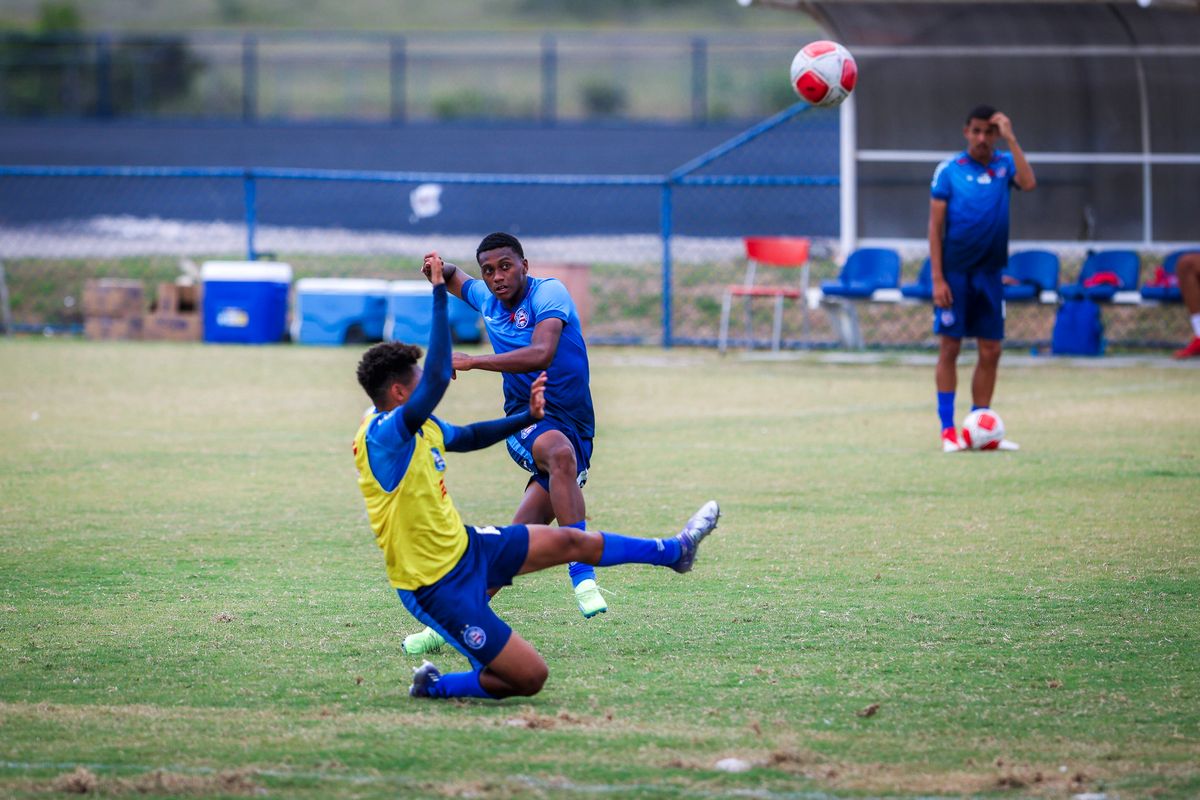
[937,391,956,430]
[429,669,494,699]
[565,520,597,588]
[971,404,983,412]
[597,531,681,567]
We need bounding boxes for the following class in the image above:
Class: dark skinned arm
[453,317,564,374]
[420,257,470,300]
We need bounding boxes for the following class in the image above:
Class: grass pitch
[1,339,1197,799]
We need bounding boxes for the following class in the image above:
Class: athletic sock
[1190,313,1200,338]
[564,521,597,588]
[971,404,983,412]
[937,391,956,431]
[428,669,494,699]
[597,531,681,567]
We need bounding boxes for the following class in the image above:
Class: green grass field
[1,339,1198,799]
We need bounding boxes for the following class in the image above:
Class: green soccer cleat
[573,578,608,618]
[402,626,445,656]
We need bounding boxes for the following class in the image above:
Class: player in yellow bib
[353,253,720,699]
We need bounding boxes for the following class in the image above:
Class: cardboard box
[85,315,144,341]
[143,312,202,342]
[82,279,144,318]
[154,282,200,314]
[529,263,591,330]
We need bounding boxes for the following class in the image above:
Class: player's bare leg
[1174,254,1200,358]
[972,338,1001,408]
[936,335,964,452]
[529,429,606,618]
[512,480,554,527]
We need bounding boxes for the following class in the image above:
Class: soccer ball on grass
[790,41,858,108]
[961,408,1005,451]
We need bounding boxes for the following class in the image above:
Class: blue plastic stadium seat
[900,258,933,300]
[1059,250,1140,302]
[1002,250,1060,302]
[1141,249,1197,303]
[821,248,901,298]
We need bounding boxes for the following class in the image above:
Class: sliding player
[353,253,719,699]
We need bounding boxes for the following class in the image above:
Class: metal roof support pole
[1135,58,1153,245]
[839,91,857,263]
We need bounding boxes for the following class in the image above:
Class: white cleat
[996,439,1020,451]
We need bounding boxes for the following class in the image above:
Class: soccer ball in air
[790,41,858,108]
[961,408,1006,451]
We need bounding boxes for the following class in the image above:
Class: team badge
[519,424,536,439]
[430,447,446,471]
[462,625,487,650]
[514,308,530,329]
[940,309,955,327]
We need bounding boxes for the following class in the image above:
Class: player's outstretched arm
[454,318,564,375]
[440,372,547,452]
[421,252,469,300]
[398,254,453,433]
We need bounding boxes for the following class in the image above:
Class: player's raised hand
[423,252,445,286]
[528,371,547,420]
[990,111,1014,141]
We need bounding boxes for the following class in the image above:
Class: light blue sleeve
[930,160,953,201]
[461,277,489,312]
[531,279,571,323]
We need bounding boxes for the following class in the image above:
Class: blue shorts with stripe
[397,524,529,669]
[505,417,593,493]
[933,269,1005,341]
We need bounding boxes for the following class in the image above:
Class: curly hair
[356,341,423,405]
[476,231,524,261]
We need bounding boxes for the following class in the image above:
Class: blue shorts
[933,269,1005,341]
[505,417,592,493]
[397,524,529,669]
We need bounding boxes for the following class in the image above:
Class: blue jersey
[462,276,595,439]
[931,150,1018,273]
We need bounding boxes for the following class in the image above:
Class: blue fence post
[541,34,557,125]
[389,36,406,124]
[242,34,257,123]
[660,181,673,348]
[95,33,113,118]
[691,37,707,125]
[243,171,257,260]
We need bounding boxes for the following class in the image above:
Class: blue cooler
[292,278,389,345]
[384,280,482,345]
[201,261,292,344]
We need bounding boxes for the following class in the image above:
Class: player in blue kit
[402,233,604,657]
[928,105,1036,452]
[353,253,720,700]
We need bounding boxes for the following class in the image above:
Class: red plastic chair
[718,236,811,354]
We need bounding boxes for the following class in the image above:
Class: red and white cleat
[941,427,964,453]
[1174,337,1200,359]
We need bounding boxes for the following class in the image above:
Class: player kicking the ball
[402,232,605,658]
[353,253,719,700]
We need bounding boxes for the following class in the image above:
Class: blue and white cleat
[672,500,720,574]
[409,660,442,698]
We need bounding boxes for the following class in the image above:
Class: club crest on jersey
[513,307,530,329]
[940,309,955,327]
[430,447,446,471]
[462,625,487,650]
[519,424,536,439]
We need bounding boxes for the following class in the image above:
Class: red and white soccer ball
[790,40,858,108]
[961,408,1006,451]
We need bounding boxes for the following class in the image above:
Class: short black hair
[476,231,524,261]
[966,105,996,125]
[356,341,422,406]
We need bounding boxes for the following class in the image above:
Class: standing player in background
[353,252,720,700]
[402,233,604,658]
[1172,252,1200,359]
[929,105,1036,452]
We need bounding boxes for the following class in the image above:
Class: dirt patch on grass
[46,766,262,796]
